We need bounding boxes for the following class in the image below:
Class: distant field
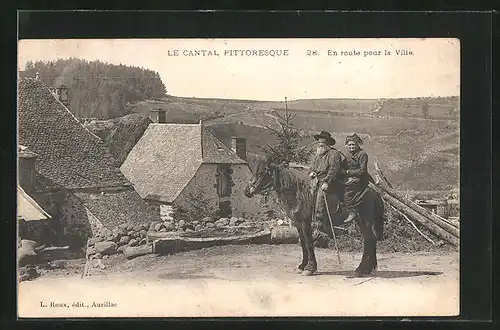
[126,96,460,191]
[205,122,459,191]
[132,95,459,120]
[209,109,458,137]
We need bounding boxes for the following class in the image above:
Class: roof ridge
[202,127,247,164]
[39,81,110,146]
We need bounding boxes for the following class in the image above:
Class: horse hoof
[296,268,304,274]
[301,269,316,276]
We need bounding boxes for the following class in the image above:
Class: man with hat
[309,131,344,234]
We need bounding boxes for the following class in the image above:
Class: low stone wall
[84,215,295,262]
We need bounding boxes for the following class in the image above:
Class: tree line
[23,58,167,119]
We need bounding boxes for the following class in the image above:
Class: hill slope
[83,113,152,165]
[87,96,459,192]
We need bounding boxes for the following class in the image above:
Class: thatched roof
[121,123,247,203]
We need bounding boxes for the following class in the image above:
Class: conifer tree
[260,97,311,165]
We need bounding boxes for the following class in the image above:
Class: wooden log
[409,200,459,229]
[374,162,393,188]
[123,244,153,260]
[371,185,459,247]
[152,230,271,255]
[375,182,460,237]
[270,227,299,244]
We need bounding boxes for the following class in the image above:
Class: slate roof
[18,78,131,190]
[121,123,247,203]
[74,189,159,230]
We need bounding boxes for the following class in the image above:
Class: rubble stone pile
[85,216,257,260]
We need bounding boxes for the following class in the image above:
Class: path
[18,244,459,318]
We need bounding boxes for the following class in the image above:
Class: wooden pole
[376,181,460,237]
[371,184,459,247]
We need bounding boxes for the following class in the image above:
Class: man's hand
[309,172,317,179]
[321,183,328,191]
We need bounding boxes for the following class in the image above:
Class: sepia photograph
[17,38,460,317]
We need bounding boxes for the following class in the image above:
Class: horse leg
[355,208,377,277]
[300,219,317,276]
[296,224,309,273]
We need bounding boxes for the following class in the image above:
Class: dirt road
[18,244,459,318]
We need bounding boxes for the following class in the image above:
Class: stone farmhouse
[17,78,159,247]
[120,110,264,221]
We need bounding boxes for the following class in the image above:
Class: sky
[18,38,460,101]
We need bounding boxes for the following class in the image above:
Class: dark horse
[244,156,385,277]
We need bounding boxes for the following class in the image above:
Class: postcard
[17,38,460,317]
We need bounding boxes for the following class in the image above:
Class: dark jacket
[343,149,370,190]
[310,147,343,193]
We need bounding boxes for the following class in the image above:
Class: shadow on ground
[158,272,219,280]
[315,270,443,279]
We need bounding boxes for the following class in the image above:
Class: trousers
[313,186,343,228]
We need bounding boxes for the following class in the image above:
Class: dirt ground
[18,244,459,318]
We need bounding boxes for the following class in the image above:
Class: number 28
[306,50,319,56]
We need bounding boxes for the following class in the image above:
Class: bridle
[251,164,279,195]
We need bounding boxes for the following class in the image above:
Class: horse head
[244,155,281,198]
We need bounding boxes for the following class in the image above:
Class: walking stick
[323,193,342,265]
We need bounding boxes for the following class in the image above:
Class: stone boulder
[215,218,230,227]
[128,238,138,247]
[202,216,214,224]
[164,222,175,231]
[115,226,127,236]
[119,235,130,245]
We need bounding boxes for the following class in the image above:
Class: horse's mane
[275,166,314,218]
[254,156,313,216]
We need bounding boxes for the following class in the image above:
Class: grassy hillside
[206,123,279,155]
[254,96,458,119]
[93,95,459,192]
[83,113,152,165]
[209,109,458,137]
[205,122,459,191]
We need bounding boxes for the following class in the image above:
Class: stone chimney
[153,109,167,123]
[231,137,247,161]
[18,146,38,193]
[55,85,70,107]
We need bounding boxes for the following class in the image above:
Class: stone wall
[26,190,105,247]
[175,163,266,219]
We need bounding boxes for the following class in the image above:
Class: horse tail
[372,192,385,241]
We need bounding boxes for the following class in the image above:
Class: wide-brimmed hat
[313,131,336,145]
